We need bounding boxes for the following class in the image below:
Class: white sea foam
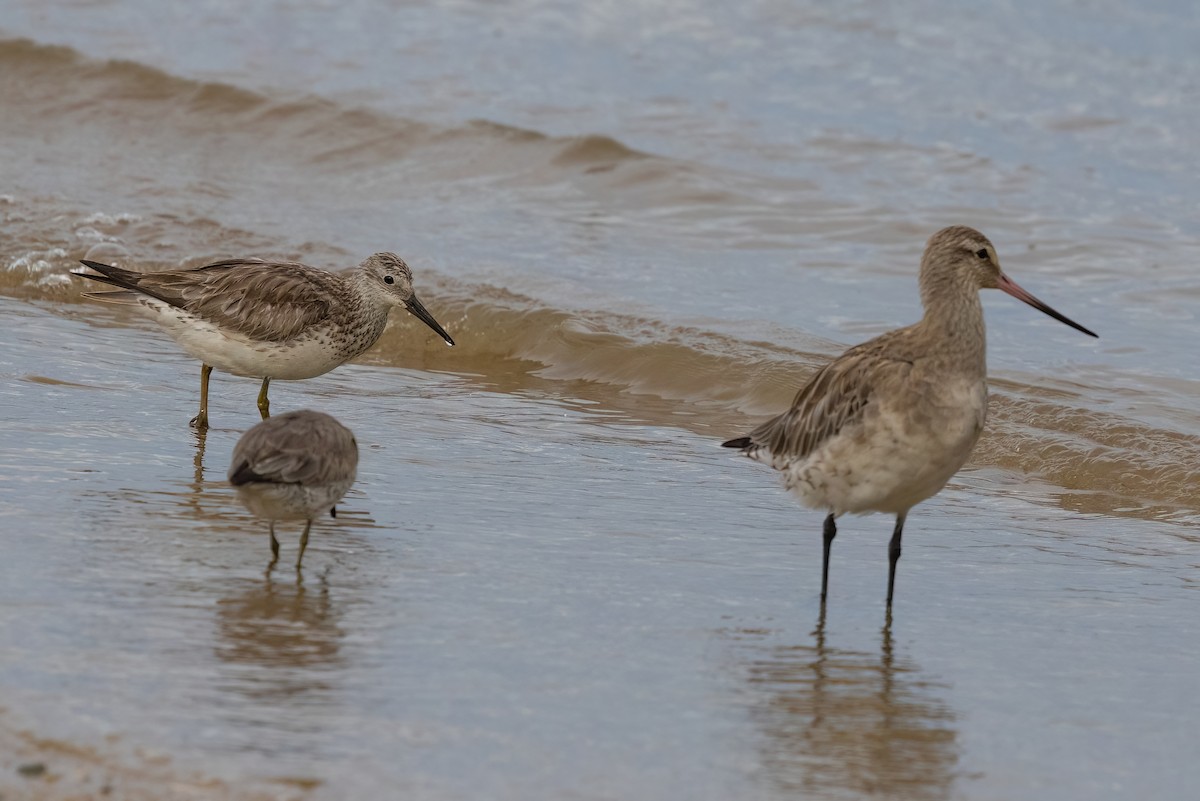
[7,248,68,273]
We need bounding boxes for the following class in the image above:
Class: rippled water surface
[1,1,1198,799]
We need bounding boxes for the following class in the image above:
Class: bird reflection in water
[729,613,959,799]
[213,569,345,705]
[189,426,212,513]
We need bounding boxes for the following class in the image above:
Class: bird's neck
[918,281,987,376]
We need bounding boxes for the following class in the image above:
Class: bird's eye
[384,275,395,284]
[975,248,989,260]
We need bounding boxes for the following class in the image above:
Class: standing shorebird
[74,253,455,429]
[228,409,359,569]
[723,226,1096,610]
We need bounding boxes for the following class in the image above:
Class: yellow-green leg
[296,519,312,569]
[257,377,271,419]
[189,364,213,430]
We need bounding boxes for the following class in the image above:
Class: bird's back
[229,410,359,521]
[229,410,358,488]
[729,325,917,464]
[78,258,348,343]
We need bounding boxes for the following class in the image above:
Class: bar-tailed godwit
[74,253,455,429]
[723,226,1097,610]
[228,409,359,569]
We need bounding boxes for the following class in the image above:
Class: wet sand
[2,298,1197,799]
[0,708,317,801]
[2,2,1199,799]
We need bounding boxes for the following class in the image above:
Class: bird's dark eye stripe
[975,248,989,260]
[384,275,395,284]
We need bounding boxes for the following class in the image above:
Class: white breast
[781,377,987,516]
[144,300,351,380]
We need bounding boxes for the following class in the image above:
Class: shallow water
[2,1,1199,799]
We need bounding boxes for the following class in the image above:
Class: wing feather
[729,332,913,465]
[77,259,338,342]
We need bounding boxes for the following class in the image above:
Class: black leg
[886,512,906,610]
[821,513,837,604]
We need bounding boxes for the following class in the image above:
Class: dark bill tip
[406,295,455,346]
[1028,297,1099,338]
[998,273,1098,338]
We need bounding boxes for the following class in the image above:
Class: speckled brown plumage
[723,226,1096,611]
[75,252,455,428]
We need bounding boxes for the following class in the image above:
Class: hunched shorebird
[228,409,359,569]
[74,253,455,429]
[723,226,1097,611]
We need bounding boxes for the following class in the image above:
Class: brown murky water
[2,1,1199,799]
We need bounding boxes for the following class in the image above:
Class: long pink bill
[997,273,1098,338]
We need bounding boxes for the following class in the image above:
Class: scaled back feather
[77,259,335,342]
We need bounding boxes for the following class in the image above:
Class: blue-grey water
[1,1,1198,799]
